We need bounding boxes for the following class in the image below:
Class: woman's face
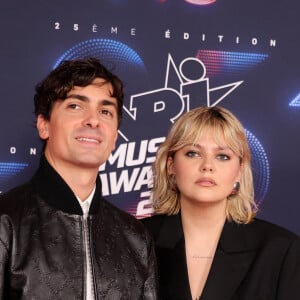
[167,130,242,208]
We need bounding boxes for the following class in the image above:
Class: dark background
[0,0,299,235]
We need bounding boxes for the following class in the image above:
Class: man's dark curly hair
[34,57,124,128]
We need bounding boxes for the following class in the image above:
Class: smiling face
[167,129,242,208]
[37,78,118,174]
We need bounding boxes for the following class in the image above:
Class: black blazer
[142,214,300,300]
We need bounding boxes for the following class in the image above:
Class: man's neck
[44,154,99,200]
[65,173,98,200]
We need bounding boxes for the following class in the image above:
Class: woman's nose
[200,158,214,173]
[201,166,213,172]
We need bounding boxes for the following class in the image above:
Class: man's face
[37,78,119,173]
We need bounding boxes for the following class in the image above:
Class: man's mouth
[76,137,100,144]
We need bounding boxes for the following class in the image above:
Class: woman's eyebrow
[187,143,231,151]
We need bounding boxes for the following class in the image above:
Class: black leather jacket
[0,156,158,299]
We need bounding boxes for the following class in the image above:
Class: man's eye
[101,109,113,116]
[68,103,80,109]
[217,154,230,161]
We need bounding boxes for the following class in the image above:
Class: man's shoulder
[0,181,34,213]
[100,198,147,232]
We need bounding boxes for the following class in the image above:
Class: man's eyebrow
[65,94,117,108]
[65,94,88,101]
[101,99,118,109]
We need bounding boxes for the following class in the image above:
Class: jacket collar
[156,213,183,248]
[155,214,258,300]
[154,214,191,299]
[201,221,257,300]
[31,155,102,215]
[155,213,258,252]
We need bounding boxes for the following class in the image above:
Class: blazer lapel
[155,215,192,299]
[200,221,257,300]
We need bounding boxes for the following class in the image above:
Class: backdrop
[1,0,299,235]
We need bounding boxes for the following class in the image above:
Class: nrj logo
[120,53,243,142]
[99,53,244,216]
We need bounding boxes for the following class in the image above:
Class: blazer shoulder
[244,218,300,249]
[250,218,299,238]
[141,214,166,226]
[141,214,173,238]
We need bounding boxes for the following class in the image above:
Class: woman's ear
[37,115,49,140]
[167,156,175,175]
[236,163,243,182]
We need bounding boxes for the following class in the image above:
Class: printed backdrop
[0,0,299,235]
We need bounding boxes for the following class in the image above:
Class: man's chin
[76,158,103,169]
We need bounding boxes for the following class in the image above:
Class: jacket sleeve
[0,236,9,299]
[277,235,300,299]
[0,211,13,299]
[143,231,159,299]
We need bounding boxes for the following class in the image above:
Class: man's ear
[37,115,49,140]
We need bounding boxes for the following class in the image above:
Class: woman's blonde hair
[152,106,257,224]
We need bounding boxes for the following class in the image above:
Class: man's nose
[83,109,100,128]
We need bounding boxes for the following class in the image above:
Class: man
[0,58,158,299]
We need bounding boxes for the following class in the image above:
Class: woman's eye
[186,151,199,158]
[217,154,230,161]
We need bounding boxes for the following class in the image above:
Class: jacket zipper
[87,217,98,300]
[82,213,97,299]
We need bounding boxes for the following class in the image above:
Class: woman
[142,106,300,300]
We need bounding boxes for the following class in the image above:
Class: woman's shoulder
[249,218,299,237]
[141,213,167,225]
[141,214,177,238]
[240,218,300,248]
[141,214,168,230]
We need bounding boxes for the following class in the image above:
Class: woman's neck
[181,201,227,300]
[180,199,227,233]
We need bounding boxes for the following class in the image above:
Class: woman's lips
[196,178,216,187]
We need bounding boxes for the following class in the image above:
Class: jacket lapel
[153,216,258,300]
[200,221,257,300]
[155,215,192,299]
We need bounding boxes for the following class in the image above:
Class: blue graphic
[246,129,270,205]
[289,93,300,107]
[0,162,28,180]
[53,39,147,74]
[196,50,268,77]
